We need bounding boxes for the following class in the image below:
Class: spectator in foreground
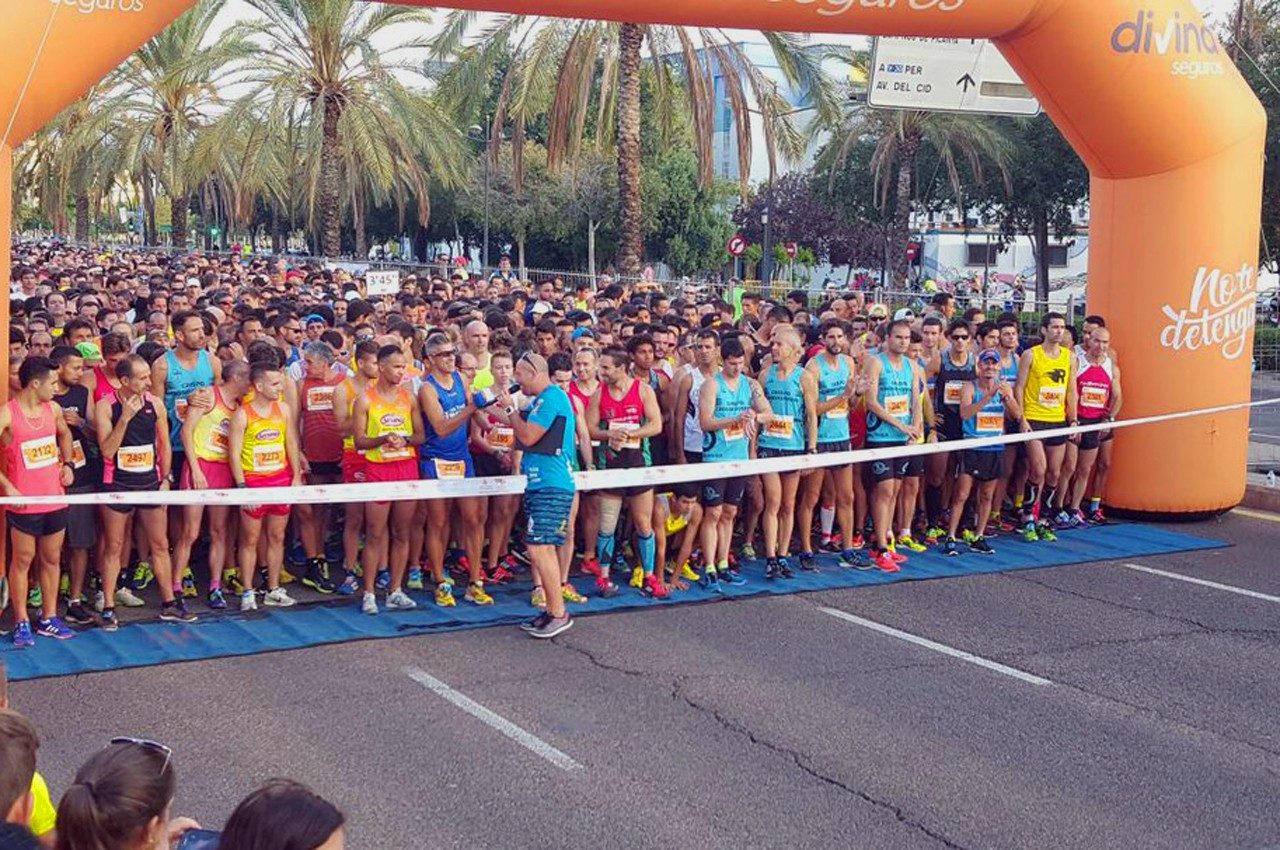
[0,709,44,848]
[55,738,199,850]
[219,779,344,850]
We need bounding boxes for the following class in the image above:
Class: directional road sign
[868,37,1040,116]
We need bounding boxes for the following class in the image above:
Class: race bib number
[117,445,155,474]
[306,385,336,412]
[1081,385,1109,410]
[433,459,467,479]
[252,444,286,473]
[724,421,746,442]
[826,399,849,420]
[885,394,910,418]
[489,426,514,450]
[976,412,1004,434]
[613,421,643,450]
[20,435,58,471]
[71,439,87,470]
[765,416,794,439]
[1037,385,1066,409]
[379,442,413,461]
[944,381,964,406]
[205,419,231,458]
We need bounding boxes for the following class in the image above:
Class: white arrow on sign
[727,235,748,257]
[868,37,1040,117]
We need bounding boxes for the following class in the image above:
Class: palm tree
[111,0,255,248]
[237,0,466,258]
[435,15,837,276]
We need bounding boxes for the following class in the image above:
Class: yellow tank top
[240,400,288,475]
[364,385,416,464]
[341,377,359,452]
[1022,345,1071,423]
[192,389,233,463]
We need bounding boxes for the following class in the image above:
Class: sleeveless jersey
[814,354,851,444]
[866,353,914,445]
[106,394,160,488]
[364,385,417,464]
[422,371,471,462]
[703,373,752,462]
[92,365,118,404]
[1076,357,1115,422]
[598,379,650,468]
[683,367,709,454]
[299,373,344,463]
[5,400,65,514]
[340,377,363,452]
[935,351,976,437]
[962,381,1007,452]
[53,383,94,489]
[240,400,288,477]
[1022,345,1071,423]
[163,349,214,442]
[192,388,234,464]
[760,363,805,452]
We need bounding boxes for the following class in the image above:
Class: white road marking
[1232,507,1280,524]
[818,607,1052,687]
[1123,564,1280,604]
[404,667,582,770]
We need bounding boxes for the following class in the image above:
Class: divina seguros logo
[1110,9,1224,79]
[763,0,966,17]
[49,0,145,14]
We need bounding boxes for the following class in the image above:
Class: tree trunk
[172,194,189,250]
[74,193,90,244]
[1030,205,1050,310]
[318,94,344,258]
[889,132,921,287]
[615,23,644,278]
[353,199,367,260]
[141,179,157,247]
[271,203,283,254]
[517,237,526,280]
[588,218,598,284]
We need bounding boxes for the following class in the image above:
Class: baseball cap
[75,342,103,363]
[868,303,889,320]
[571,328,597,342]
[893,307,915,322]
[304,313,327,326]
[978,348,1001,365]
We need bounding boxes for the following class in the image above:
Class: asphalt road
[13,511,1280,850]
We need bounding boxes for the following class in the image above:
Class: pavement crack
[671,679,969,850]
[1005,573,1219,631]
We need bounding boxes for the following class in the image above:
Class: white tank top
[683,366,708,453]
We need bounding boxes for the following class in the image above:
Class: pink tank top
[93,365,119,404]
[5,399,66,515]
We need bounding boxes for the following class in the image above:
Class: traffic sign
[868,37,1040,116]
[727,234,748,257]
[785,242,798,260]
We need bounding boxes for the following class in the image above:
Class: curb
[1241,484,1280,513]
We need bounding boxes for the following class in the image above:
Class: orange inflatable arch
[0,0,1264,515]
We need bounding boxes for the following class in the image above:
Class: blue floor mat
[1,523,1225,682]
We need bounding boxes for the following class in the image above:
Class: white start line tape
[0,397,1275,508]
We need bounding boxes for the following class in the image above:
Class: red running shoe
[886,547,909,564]
[594,575,619,598]
[489,565,516,585]
[871,550,901,573]
[580,557,604,578]
[643,573,670,599]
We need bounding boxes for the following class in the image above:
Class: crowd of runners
[0,243,1122,643]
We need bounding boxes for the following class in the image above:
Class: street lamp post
[468,116,493,273]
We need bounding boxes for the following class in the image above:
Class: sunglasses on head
[110,737,173,774]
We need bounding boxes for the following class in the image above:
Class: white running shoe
[386,590,417,611]
[116,587,146,608]
[361,592,378,615]
[240,591,258,612]
[263,587,296,607]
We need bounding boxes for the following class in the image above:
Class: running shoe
[722,566,747,587]
[159,601,197,623]
[848,533,865,550]
[240,591,257,612]
[839,549,872,570]
[100,609,119,632]
[520,612,552,633]
[336,573,359,596]
[12,621,34,648]
[700,567,721,592]
[579,557,604,579]
[765,558,782,580]
[560,583,587,604]
[776,557,796,579]
[594,576,619,598]
[528,615,573,639]
[207,588,227,610]
[529,586,545,610]
[466,583,495,606]
[488,564,516,585]
[436,583,458,608]
[1021,522,1040,543]
[1088,508,1108,525]
[870,549,901,573]
[960,529,980,545]
[361,592,378,615]
[1036,523,1058,543]
[679,563,701,582]
[406,568,425,591]
[897,534,928,553]
[885,547,909,565]
[387,590,418,610]
[223,570,245,595]
[35,617,74,639]
[819,534,843,554]
[642,574,670,599]
[997,515,1019,533]
[130,560,153,590]
[943,538,961,558]
[969,536,995,555]
[629,566,644,589]
[27,587,41,609]
[798,551,819,572]
[1070,509,1089,529]
[375,569,391,591]
[263,587,296,608]
[181,567,198,599]
[925,526,948,544]
[741,543,757,560]
[500,552,523,573]
[302,559,337,594]
[116,587,146,608]
[65,600,94,626]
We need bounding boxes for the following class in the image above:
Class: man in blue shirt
[490,352,577,639]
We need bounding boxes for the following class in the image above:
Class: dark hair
[222,359,251,384]
[624,334,654,356]
[55,741,175,850]
[219,779,343,850]
[63,318,96,339]
[720,336,746,360]
[0,710,39,818]
[600,346,631,371]
[246,341,284,369]
[50,346,81,367]
[115,354,146,381]
[376,344,402,363]
[975,321,998,339]
[547,352,573,375]
[172,310,201,334]
[961,307,984,323]
[931,292,955,307]
[354,340,380,362]
[101,332,132,358]
[17,356,55,389]
[250,362,280,385]
[1041,311,1066,327]
[921,316,944,331]
[946,319,970,337]
[1084,314,1107,328]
